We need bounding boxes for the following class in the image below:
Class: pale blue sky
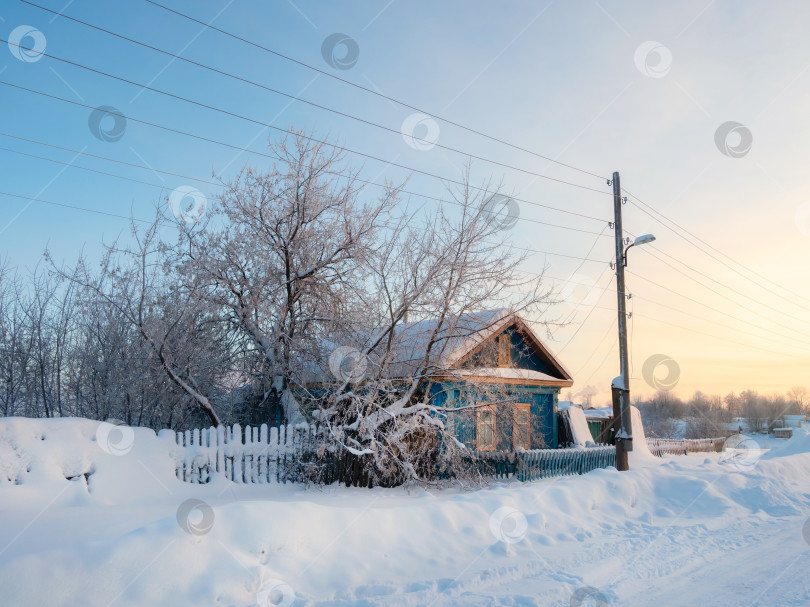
[2,0,810,401]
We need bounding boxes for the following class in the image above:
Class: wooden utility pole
[611,171,632,471]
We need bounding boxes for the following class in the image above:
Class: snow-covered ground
[1,417,809,606]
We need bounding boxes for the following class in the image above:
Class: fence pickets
[172,423,727,487]
[475,445,616,482]
[647,437,725,457]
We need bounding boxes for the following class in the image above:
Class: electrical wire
[0,132,613,237]
[626,267,810,347]
[632,290,810,351]
[3,38,612,198]
[624,188,810,312]
[0,81,609,224]
[0,190,150,223]
[124,0,610,183]
[0,186,611,263]
[10,9,612,194]
[635,245,810,334]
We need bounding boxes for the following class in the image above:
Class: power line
[558,270,615,354]
[576,331,618,387]
[624,189,810,312]
[0,132,221,186]
[627,269,810,349]
[0,132,612,237]
[128,0,609,183]
[635,244,810,332]
[0,186,611,264]
[632,291,810,352]
[0,190,150,223]
[3,38,611,198]
[587,302,810,361]
[0,145,190,190]
[0,80,609,225]
[12,7,612,195]
[628,310,810,362]
[623,225,810,335]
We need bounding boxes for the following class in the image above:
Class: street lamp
[623,234,656,262]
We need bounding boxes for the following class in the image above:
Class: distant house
[406,309,574,450]
[781,414,806,428]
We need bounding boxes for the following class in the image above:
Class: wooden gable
[451,318,573,388]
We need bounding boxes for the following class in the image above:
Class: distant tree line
[634,387,809,439]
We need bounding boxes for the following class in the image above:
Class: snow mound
[761,426,810,458]
[565,406,593,446]
[0,417,181,507]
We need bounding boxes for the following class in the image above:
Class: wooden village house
[385,309,575,451]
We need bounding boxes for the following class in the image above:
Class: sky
[1,0,809,405]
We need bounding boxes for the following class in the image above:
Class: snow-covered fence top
[646,437,725,457]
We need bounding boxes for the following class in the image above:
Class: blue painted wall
[430,382,560,449]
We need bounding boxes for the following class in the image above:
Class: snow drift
[0,417,809,606]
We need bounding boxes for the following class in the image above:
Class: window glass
[514,404,530,449]
[477,406,496,450]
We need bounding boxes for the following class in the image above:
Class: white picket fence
[173,423,334,484]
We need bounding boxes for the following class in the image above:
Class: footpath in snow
[1,416,809,606]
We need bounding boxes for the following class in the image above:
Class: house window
[476,406,496,451]
[513,403,531,450]
[498,335,511,368]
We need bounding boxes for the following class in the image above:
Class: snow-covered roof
[452,367,563,383]
[583,407,613,419]
[387,308,573,383]
[387,308,512,369]
[301,308,573,387]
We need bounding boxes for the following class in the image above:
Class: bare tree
[311,168,554,485]
[787,386,808,415]
[58,215,225,426]
[175,133,401,425]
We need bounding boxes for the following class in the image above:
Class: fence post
[232,424,242,484]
